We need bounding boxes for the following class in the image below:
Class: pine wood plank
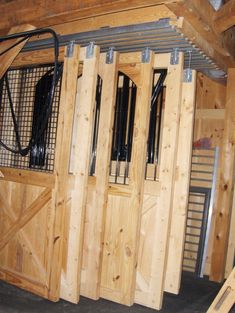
[207,267,235,313]
[165,70,197,294]
[0,188,51,251]
[100,51,154,306]
[136,52,184,310]
[80,51,118,300]
[48,44,80,301]
[214,0,235,33]
[225,190,235,278]
[12,47,65,67]
[210,68,235,282]
[0,167,55,188]
[0,24,35,79]
[0,1,178,32]
[60,45,100,303]
[195,109,225,120]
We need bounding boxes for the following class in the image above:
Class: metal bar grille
[109,71,136,185]
[183,188,210,276]
[0,64,62,172]
[145,69,167,181]
[183,148,218,276]
[107,69,166,185]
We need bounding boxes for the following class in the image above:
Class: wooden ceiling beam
[214,0,235,33]
[0,0,179,34]
[167,0,235,70]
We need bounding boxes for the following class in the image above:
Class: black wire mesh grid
[0,64,62,173]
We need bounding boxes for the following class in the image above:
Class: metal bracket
[183,68,193,83]
[141,47,151,63]
[86,42,95,59]
[66,40,75,58]
[170,48,179,65]
[106,47,115,64]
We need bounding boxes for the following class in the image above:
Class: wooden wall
[193,73,226,276]
[193,72,235,282]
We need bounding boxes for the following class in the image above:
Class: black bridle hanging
[0,28,61,157]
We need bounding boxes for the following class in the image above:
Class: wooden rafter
[167,0,235,71]
[214,0,235,33]
[0,0,179,33]
[0,1,234,72]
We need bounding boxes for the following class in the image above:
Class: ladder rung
[187,217,203,222]
[183,265,195,270]
[192,154,215,159]
[190,178,213,182]
[188,209,203,214]
[183,257,197,262]
[191,170,213,174]
[186,225,201,229]
[185,241,199,246]
[192,162,214,166]
[184,249,197,253]
[188,201,204,205]
[186,233,200,238]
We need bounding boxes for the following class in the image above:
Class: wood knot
[113,275,120,282]
[125,246,132,257]
[53,236,60,244]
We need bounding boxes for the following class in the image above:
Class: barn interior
[0,1,235,312]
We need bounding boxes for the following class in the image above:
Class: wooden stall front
[0,1,235,312]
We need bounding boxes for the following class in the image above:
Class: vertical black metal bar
[115,82,123,183]
[120,75,129,160]
[124,81,136,184]
[126,83,136,164]
[155,86,164,164]
[89,75,102,176]
[110,72,137,184]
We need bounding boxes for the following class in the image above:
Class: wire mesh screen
[0,64,62,172]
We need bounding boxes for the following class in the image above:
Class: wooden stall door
[60,45,100,303]
[0,173,55,298]
[135,53,185,310]
[80,51,119,300]
[0,44,80,301]
[100,52,154,306]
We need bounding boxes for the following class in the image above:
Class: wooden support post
[164,70,197,294]
[48,44,80,301]
[207,267,235,313]
[80,51,119,300]
[0,24,35,79]
[60,45,100,303]
[225,189,235,278]
[210,69,235,282]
